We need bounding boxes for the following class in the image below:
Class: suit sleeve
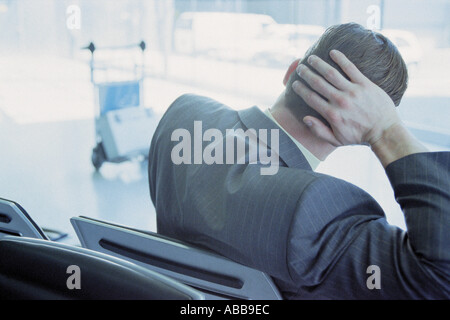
[285,152,450,299]
[385,152,450,267]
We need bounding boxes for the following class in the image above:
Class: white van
[174,11,277,60]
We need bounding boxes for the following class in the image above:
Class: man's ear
[283,58,301,86]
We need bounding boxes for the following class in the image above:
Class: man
[148,23,449,299]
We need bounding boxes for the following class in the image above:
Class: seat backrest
[0,198,48,240]
[0,236,204,300]
[71,216,283,300]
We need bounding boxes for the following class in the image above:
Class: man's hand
[293,49,401,147]
[292,49,428,167]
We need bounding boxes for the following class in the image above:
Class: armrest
[0,198,48,240]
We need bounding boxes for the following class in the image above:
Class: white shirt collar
[264,108,321,170]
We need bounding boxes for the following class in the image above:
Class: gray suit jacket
[148,94,450,299]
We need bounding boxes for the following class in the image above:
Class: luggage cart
[83,41,158,170]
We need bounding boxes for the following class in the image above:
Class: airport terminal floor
[0,113,153,245]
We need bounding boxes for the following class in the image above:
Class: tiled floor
[0,116,157,245]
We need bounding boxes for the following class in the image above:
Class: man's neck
[269,93,336,161]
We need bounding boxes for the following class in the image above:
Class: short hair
[285,23,408,125]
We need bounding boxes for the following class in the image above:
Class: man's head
[283,23,408,126]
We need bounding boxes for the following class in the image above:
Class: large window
[0,0,449,231]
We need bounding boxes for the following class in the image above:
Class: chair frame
[71,216,283,300]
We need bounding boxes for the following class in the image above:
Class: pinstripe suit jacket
[148,94,450,299]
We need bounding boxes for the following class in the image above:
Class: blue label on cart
[98,81,140,114]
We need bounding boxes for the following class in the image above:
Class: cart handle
[82,41,146,54]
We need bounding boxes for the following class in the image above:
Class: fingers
[329,50,367,84]
[303,116,342,147]
[305,54,353,91]
[297,63,342,101]
[299,50,367,93]
[292,80,330,117]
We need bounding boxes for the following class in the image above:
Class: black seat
[0,236,204,300]
[71,216,283,300]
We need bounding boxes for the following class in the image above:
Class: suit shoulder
[167,93,201,111]
[293,173,384,220]
[169,93,225,110]
[168,94,238,125]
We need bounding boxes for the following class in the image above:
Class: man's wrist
[370,122,428,168]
